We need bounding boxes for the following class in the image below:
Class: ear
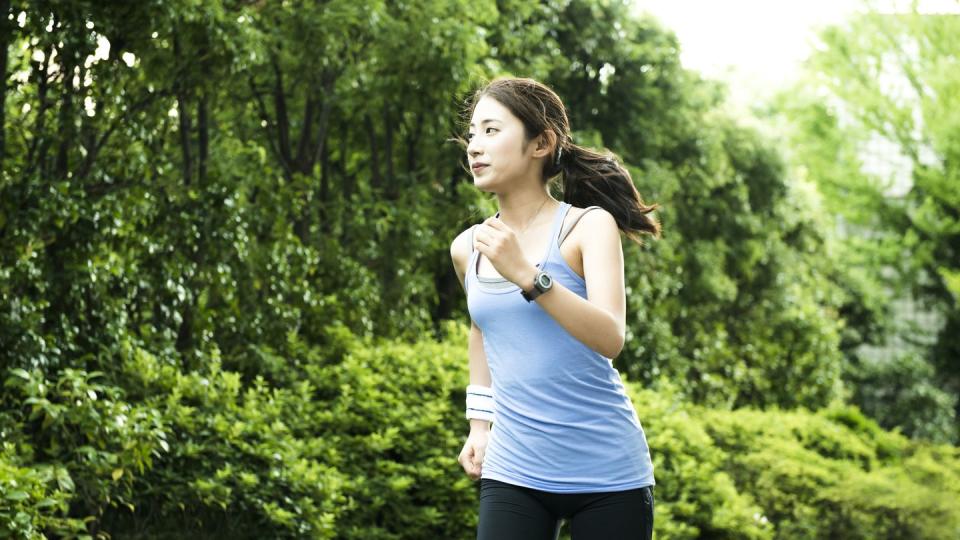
[531,129,557,160]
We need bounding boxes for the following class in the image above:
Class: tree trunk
[0,0,11,164]
[406,111,423,174]
[54,42,74,179]
[271,55,292,175]
[340,121,355,244]
[198,93,209,185]
[173,35,193,186]
[295,96,316,173]
[176,90,192,185]
[319,130,330,233]
[25,44,52,179]
[365,113,382,191]
[383,104,395,199]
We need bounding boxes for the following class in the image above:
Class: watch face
[536,272,552,289]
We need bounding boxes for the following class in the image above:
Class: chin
[472,178,497,193]
[473,174,507,194]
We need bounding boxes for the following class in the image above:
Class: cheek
[491,138,521,165]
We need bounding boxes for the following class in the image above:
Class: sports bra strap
[558,206,603,246]
[470,205,601,254]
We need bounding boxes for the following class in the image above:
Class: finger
[477,223,501,238]
[486,218,514,234]
[473,226,488,246]
[474,233,493,254]
[476,225,504,249]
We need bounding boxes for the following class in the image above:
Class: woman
[449,77,661,540]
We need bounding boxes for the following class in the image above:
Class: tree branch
[248,76,291,178]
[294,96,315,173]
[271,54,292,168]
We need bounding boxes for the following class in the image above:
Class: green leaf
[5,491,29,501]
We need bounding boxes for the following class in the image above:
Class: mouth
[472,163,489,172]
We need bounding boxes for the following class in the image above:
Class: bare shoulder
[450,226,474,264]
[450,225,475,286]
[578,209,622,286]
[564,206,618,247]
[579,206,618,232]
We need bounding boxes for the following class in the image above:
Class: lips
[472,163,489,172]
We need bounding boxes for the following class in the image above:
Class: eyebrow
[468,119,501,128]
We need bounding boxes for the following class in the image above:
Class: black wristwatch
[521,270,553,302]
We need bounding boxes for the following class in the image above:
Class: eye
[466,127,497,141]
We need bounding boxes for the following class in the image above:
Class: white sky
[630,0,960,196]
[630,0,960,105]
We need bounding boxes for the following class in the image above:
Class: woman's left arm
[473,209,627,359]
[527,209,625,358]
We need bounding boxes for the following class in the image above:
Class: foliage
[766,9,960,441]
[0,443,85,539]
[1,0,956,537]
[848,351,957,443]
[622,381,960,540]
[0,0,854,413]
[5,326,959,539]
[620,116,846,409]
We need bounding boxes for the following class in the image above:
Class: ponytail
[555,142,661,245]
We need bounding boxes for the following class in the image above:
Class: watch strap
[521,270,551,302]
[521,284,543,302]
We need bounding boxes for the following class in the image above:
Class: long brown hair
[453,76,661,244]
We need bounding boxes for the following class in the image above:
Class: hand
[473,217,538,288]
[458,429,490,480]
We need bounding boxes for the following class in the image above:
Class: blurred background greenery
[1,0,958,538]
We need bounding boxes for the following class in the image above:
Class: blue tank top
[465,201,655,493]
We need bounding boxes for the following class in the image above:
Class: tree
[765,8,960,441]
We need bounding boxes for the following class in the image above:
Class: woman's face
[467,96,538,192]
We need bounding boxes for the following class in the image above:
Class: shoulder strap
[558,206,603,246]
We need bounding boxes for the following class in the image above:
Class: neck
[495,189,559,232]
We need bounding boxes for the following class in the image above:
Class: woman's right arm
[450,229,491,431]
[467,320,492,432]
[451,228,492,480]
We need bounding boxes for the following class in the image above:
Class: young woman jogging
[449,77,661,540]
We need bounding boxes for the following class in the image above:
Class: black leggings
[477,478,654,540]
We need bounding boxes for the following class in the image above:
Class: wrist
[516,265,540,293]
[469,419,491,432]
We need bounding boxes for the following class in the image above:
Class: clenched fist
[458,428,490,480]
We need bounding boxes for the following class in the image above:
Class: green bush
[3,325,960,539]
[697,402,960,539]
[624,382,774,540]
[0,444,84,539]
[2,366,168,539]
[96,321,477,539]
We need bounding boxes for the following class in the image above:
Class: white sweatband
[466,384,495,422]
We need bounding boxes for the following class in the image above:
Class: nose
[467,137,482,159]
